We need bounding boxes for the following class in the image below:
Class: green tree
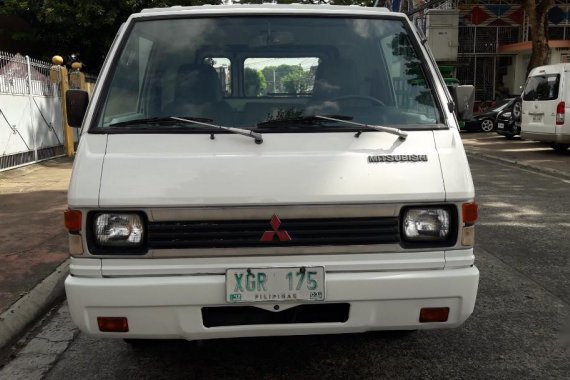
[261,64,314,94]
[282,66,312,94]
[0,0,212,71]
[244,68,267,96]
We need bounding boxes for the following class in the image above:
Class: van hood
[92,131,452,207]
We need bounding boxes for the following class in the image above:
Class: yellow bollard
[50,55,75,157]
[69,62,86,91]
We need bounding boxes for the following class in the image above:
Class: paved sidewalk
[461,132,570,179]
[0,158,73,350]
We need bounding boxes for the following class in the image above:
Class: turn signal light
[64,210,82,233]
[462,203,478,225]
[97,317,129,332]
[419,307,450,323]
[556,101,565,125]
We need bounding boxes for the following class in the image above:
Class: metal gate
[0,52,64,171]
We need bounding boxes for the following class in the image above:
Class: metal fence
[0,51,64,171]
[0,52,58,97]
[458,26,520,54]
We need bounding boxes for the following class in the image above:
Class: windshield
[95,16,443,131]
[523,74,560,101]
[492,99,514,112]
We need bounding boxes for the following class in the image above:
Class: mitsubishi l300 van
[521,63,570,152]
[63,4,479,341]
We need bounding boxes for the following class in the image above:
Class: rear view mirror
[66,89,89,128]
[449,85,475,121]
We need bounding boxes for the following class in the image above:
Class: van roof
[137,4,395,18]
[529,63,570,76]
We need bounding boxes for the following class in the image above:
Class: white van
[63,4,479,342]
[521,63,570,152]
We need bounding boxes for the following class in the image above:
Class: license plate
[226,267,325,303]
[532,115,542,122]
[498,123,504,129]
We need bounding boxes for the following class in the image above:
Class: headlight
[402,208,451,242]
[502,112,512,118]
[93,213,144,246]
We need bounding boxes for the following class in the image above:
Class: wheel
[512,98,522,122]
[331,95,386,107]
[552,143,569,153]
[480,118,494,132]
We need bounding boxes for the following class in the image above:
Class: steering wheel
[330,95,386,107]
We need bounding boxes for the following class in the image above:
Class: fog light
[462,225,475,246]
[419,307,449,323]
[68,234,83,255]
[97,317,129,332]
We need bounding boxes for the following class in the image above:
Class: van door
[522,68,562,136]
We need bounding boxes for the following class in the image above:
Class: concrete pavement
[461,132,570,179]
[0,158,72,351]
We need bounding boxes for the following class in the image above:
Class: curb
[0,259,69,351]
[466,151,570,181]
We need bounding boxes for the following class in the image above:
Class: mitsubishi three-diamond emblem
[260,214,291,242]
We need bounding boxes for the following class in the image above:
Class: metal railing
[0,52,58,97]
[458,26,520,54]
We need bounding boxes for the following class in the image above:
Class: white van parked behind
[63,4,479,342]
[521,63,570,152]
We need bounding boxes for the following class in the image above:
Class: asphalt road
[3,156,570,379]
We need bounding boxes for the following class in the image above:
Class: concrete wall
[504,49,570,95]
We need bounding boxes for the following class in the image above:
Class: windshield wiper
[315,115,407,140]
[256,114,352,128]
[108,116,213,128]
[171,117,263,144]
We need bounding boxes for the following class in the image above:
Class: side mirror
[65,89,89,128]
[448,85,475,121]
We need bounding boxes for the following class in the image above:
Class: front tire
[512,98,522,122]
[480,119,494,132]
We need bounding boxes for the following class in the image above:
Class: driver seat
[306,58,359,115]
[162,63,233,123]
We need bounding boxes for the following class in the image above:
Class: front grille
[202,304,350,327]
[147,217,399,249]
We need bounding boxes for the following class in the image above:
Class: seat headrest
[312,59,356,99]
[175,64,223,104]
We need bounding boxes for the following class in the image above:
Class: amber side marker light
[419,307,450,323]
[64,210,82,232]
[462,203,479,225]
[97,317,129,332]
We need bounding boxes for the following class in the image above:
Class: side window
[243,58,320,97]
[104,36,153,122]
[379,32,438,122]
[203,57,231,96]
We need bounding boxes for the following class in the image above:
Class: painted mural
[384,1,569,27]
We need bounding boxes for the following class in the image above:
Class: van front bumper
[65,267,479,340]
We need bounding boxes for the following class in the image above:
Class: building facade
[386,0,570,102]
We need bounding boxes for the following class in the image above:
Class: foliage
[281,67,313,94]
[0,0,212,71]
[0,0,376,72]
[244,68,267,97]
[261,64,315,94]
